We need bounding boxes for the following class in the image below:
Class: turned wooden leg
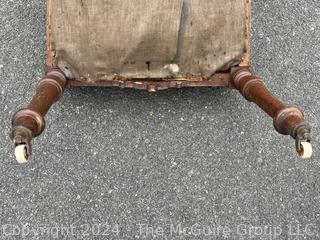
[11,68,68,163]
[231,67,312,158]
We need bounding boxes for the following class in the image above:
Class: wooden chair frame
[11,0,312,162]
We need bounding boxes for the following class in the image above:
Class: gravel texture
[0,1,319,239]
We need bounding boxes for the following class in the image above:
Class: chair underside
[10,0,313,162]
[48,0,248,82]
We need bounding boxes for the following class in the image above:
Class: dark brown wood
[231,67,311,154]
[28,72,66,116]
[68,73,232,91]
[11,69,68,159]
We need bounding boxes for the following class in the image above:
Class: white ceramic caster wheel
[299,142,313,159]
[14,144,29,163]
